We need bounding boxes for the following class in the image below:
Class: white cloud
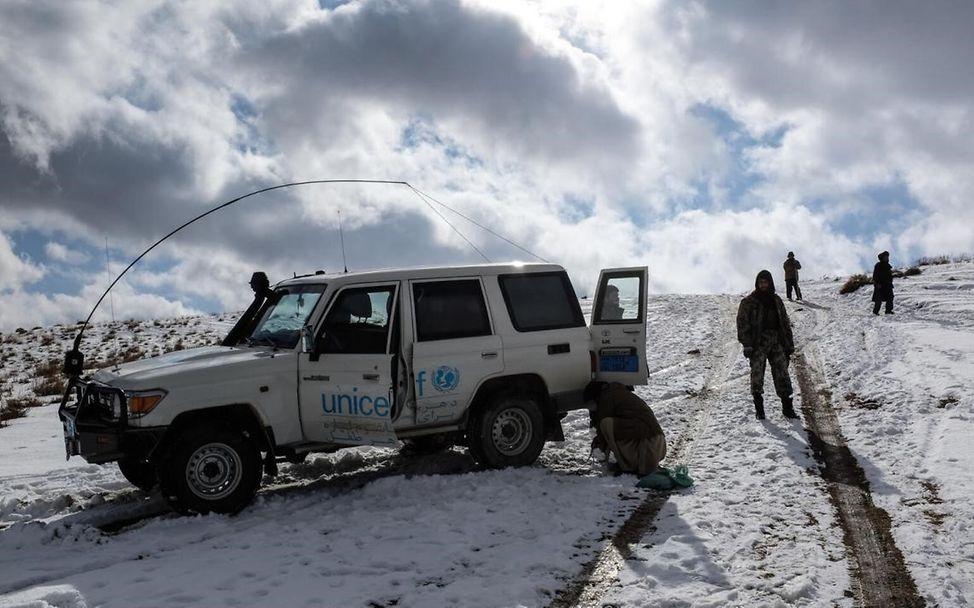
[0,268,201,333]
[0,0,971,330]
[0,231,45,294]
[44,241,90,265]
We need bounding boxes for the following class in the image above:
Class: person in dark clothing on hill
[737,270,798,420]
[586,381,666,476]
[872,251,894,315]
[783,252,803,301]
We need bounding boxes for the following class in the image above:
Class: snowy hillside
[1,262,972,607]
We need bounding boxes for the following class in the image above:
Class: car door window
[593,275,642,323]
[320,286,395,354]
[498,271,584,332]
[412,279,491,341]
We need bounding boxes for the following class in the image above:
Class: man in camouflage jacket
[737,270,798,420]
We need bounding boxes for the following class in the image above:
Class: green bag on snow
[635,464,694,490]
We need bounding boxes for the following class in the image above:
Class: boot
[782,396,798,419]
[753,395,765,420]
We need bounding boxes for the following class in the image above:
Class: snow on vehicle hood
[91,345,280,387]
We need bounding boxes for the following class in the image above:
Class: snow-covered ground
[1,262,972,607]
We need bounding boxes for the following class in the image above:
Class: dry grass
[916,255,952,266]
[31,358,67,397]
[100,345,146,368]
[840,273,872,294]
[916,254,972,266]
[0,395,41,427]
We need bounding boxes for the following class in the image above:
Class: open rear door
[590,266,649,385]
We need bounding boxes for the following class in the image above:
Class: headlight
[126,390,167,417]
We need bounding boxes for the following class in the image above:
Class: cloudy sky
[1,0,972,331]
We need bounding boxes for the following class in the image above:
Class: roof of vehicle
[275,262,565,286]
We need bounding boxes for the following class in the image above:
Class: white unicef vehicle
[59,263,648,514]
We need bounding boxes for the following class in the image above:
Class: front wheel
[160,426,261,515]
[117,457,158,492]
[468,395,545,468]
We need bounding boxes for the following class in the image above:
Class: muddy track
[547,297,741,608]
[794,350,926,608]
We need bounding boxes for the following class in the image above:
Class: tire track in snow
[0,449,480,596]
[795,336,926,607]
[0,443,480,537]
[547,296,741,608]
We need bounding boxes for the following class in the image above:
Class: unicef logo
[432,366,460,392]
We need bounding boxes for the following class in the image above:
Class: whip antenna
[61,178,548,379]
[63,179,407,377]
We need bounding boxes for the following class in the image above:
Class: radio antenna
[105,238,121,372]
[338,209,348,273]
[105,238,117,325]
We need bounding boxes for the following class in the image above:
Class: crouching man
[585,381,667,476]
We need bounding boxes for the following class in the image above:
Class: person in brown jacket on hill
[783,252,802,301]
[737,270,798,420]
[586,381,667,476]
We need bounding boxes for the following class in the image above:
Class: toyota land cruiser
[59,263,648,514]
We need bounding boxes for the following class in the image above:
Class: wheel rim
[491,407,532,456]
[185,442,242,500]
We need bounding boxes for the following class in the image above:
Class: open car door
[590,266,649,385]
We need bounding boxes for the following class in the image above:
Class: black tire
[467,395,545,468]
[117,457,158,492]
[401,434,454,455]
[159,425,261,515]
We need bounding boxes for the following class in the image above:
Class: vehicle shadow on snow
[259,447,484,502]
[260,443,605,507]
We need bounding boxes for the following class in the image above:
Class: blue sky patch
[7,228,218,315]
[558,194,595,224]
[398,118,482,167]
[687,103,778,210]
[318,0,353,9]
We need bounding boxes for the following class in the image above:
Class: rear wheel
[467,395,545,468]
[160,425,261,515]
[117,457,158,492]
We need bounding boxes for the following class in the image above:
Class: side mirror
[301,324,314,355]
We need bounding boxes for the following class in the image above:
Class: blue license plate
[600,351,638,372]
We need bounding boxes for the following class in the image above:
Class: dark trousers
[785,279,802,300]
[873,294,894,314]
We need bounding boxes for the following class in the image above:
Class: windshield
[246,285,325,349]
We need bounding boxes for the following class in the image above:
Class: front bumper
[58,378,163,464]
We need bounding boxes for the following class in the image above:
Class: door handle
[363,373,380,381]
[481,352,498,359]
[623,329,640,334]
